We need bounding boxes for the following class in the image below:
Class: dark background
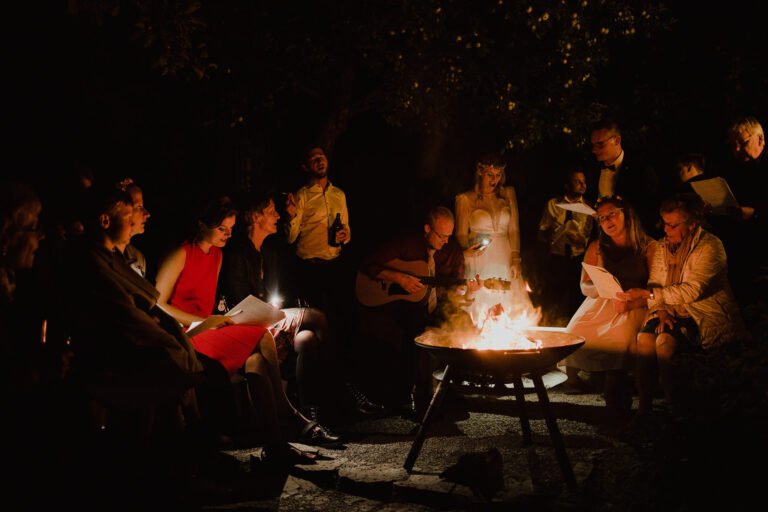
[6,1,768,283]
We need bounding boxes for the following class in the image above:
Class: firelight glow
[462,306,542,351]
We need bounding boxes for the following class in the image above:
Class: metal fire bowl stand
[403,329,585,493]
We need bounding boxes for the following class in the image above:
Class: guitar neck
[417,276,466,287]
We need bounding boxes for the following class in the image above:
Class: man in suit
[588,118,661,235]
[722,116,768,307]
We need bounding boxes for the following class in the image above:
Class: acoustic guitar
[355,259,511,307]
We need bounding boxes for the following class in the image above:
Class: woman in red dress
[155,196,339,457]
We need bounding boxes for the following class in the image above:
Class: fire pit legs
[404,364,453,472]
[508,373,533,444]
[404,366,579,494]
[530,372,578,493]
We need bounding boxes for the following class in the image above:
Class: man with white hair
[723,116,768,306]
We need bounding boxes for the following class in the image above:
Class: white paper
[226,294,286,326]
[556,202,596,216]
[690,177,739,212]
[186,295,285,337]
[581,262,624,299]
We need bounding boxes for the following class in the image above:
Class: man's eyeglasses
[662,220,688,230]
[731,134,754,149]
[596,208,623,223]
[430,228,451,242]
[591,136,616,149]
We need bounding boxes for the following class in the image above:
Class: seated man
[619,193,749,416]
[356,206,471,416]
[217,191,383,421]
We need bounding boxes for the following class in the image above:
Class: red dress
[171,242,265,374]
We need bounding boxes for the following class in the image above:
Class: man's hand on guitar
[466,274,483,293]
[396,272,426,294]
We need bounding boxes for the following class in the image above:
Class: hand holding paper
[186,295,285,337]
[581,262,624,299]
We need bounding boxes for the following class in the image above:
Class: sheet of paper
[226,294,286,326]
[186,295,285,338]
[556,202,596,216]
[690,177,739,212]
[581,262,624,299]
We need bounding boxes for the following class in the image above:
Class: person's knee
[655,333,677,361]
[293,330,318,354]
[636,333,657,355]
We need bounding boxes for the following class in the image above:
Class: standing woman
[564,195,655,415]
[455,154,522,281]
[155,195,339,452]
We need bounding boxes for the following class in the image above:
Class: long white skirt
[564,296,647,372]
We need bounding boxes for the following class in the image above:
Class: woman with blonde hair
[454,154,521,281]
[564,195,655,416]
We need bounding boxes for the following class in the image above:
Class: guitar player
[355,206,480,417]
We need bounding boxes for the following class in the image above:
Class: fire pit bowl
[415,327,585,376]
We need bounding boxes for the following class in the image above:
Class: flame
[463,305,542,350]
[453,283,543,351]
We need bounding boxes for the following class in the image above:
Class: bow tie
[602,164,616,172]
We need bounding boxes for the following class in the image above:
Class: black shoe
[346,383,386,416]
[298,420,343,447]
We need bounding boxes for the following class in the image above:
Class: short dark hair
[676,153,706,171]
[239,190,275,228]
[590,118,621,136]
[426,206,454,227]
[81,183,133,230]
[197,195,237,230]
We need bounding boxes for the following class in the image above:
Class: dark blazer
[587,152,662,236]
[62,237,203,407]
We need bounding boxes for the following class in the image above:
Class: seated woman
[619,193,748,416]
[155,195,340,453]
[564,196,655,416]
[218,192,383,419]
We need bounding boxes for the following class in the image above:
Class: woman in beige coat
[619,193,748,415]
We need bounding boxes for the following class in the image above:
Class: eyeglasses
[430,228,451,242]
[596,208,623,223]
[731,134,754,149]
[662,220,688,230]
[591,136,616,149]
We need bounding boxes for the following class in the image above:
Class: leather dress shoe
[299,420,343,447]
[346,383,385,416]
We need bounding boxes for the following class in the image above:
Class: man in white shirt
[537,169,594,324]
[285,145,352,348]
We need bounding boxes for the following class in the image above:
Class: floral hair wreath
[116,177,135,192]
[592,194,625,214]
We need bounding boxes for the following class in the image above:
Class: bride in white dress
[455,156,521,281]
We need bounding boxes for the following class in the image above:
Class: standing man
[537,168,595,325]
[723,116,768,307]
[588,118,661,234]
[285,145,351,345]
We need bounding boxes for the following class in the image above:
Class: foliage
[70,0,671,151]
